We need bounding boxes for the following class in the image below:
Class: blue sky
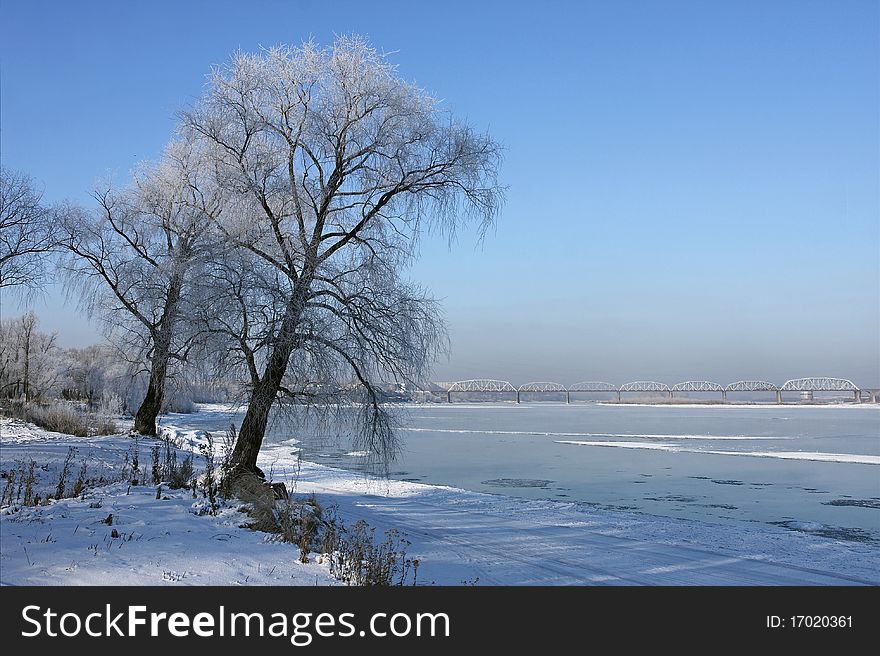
[1,0,878,386]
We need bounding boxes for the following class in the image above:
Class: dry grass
[2,400,117,437]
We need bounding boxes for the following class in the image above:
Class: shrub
[98,392,124,417]
[22,460,37,506]
[29,404,92,437]
[152,438,194,489]
[238,485,420,586]
[162,389,196,414]
[91,414,118,435]
[1,400,116,436]
[71,460,88,498]
[326,520,419,586]
[151,445,161,485]
[1,451,109,509]
[55,447,75,499]
[1,470,16,506]
[199,433,219,515]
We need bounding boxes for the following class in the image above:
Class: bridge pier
[566,391,570,404]
[617,391,621,402]
[516,390,520,404]
[776,390,782,404]
[721,390,727,403]
[446,390,451,403]
[854,390,860,403]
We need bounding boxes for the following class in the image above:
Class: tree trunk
[228,280,311,474]
[133,347,169,436]
[228,336,296,473]
[229,380,276,474]
[22,343,29,402]
[22,319,31,402]
[132,273,183,436]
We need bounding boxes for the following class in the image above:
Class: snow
[0,482,339,586]
[3,410,878,586]
[598,402,875,409]
[555,439,880,464]
[703,450,880,465]
[0,419,338,586]
[255,450,879,586]
[406,427,788,440]
[556,440,681,450]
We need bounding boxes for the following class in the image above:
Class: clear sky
[1,0,878,387]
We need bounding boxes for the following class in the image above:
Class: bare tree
[183,36,503,479]
[59,140,222,435]
[0,167,57,293]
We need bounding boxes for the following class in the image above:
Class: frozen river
[188,402,880,544]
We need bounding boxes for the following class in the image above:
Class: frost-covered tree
[0,312,59,402]
[58,344,114,405]
[59,140,222,435]
[0,167,57,292]
[183,36,503,478]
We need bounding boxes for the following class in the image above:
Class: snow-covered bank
[0,481,339,586]
[0,418,338,586]
[2,412,878,585]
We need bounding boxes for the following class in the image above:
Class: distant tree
[0,167,57,292]
[59,140,222,435]
[0,312,59,402]
[59,344,111,404]
[183,36,503,479]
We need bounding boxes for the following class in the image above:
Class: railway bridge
[439,377,870,404]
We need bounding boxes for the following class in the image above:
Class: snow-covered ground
[2,409,878,586]
[0,418,339,586]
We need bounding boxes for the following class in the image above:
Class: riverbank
[2,411,878,585]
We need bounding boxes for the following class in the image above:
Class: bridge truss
[670,380,725,400]
[517,382,567,393]
[726,380,778,392]
[620,381,670,393]
[569,381,618,392]
[780,377,859,392]
[446,379,516,402]
[518,381,571,403]
[438,376,867,403]
[671,381,724,392]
